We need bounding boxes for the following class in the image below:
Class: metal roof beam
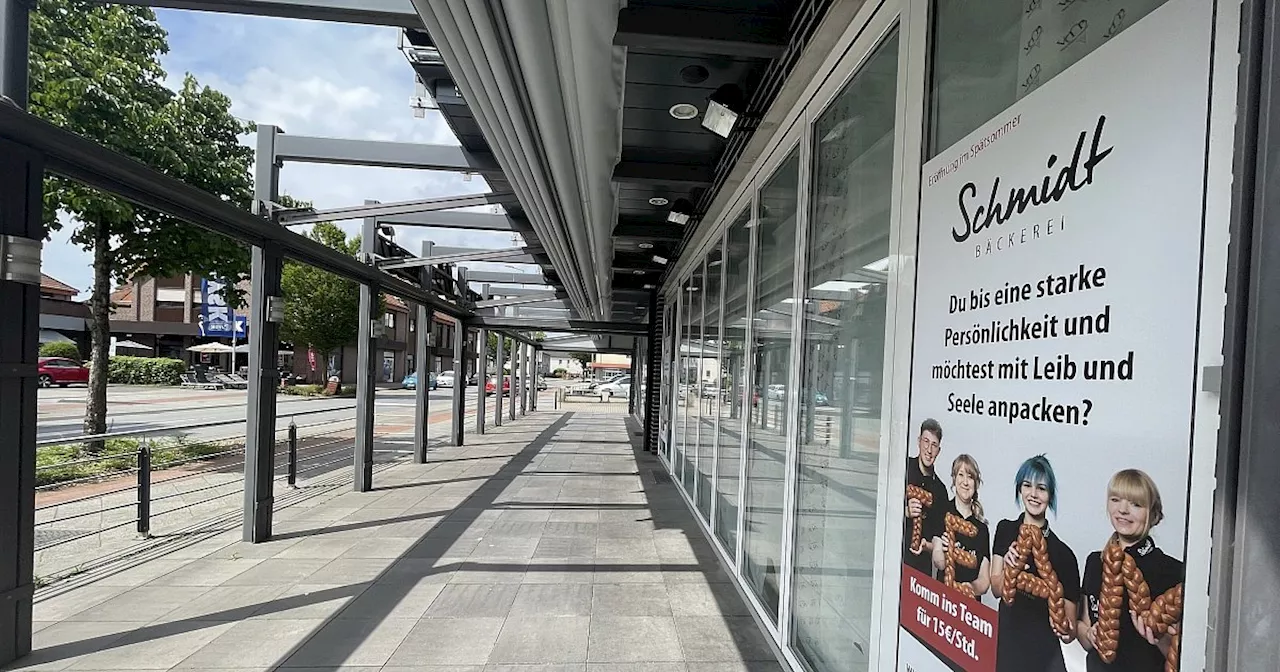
[476,287,559,298]
[466,270,547,285]
[279,193,517,225]
[376,211,520,231]
[379,246,537,269]
[273,134,500,172]
[427,246,540,264]
[613,6,787,58]
[477,295,570,310]
[0,103,465,318]
[613,218,686,240]
[471,316,649,335]
[107,0,420,26]
[613,161,712,188]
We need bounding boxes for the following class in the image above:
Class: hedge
[106,356,186,386]
[39,341,81,360]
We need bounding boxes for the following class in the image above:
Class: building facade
[650,2,1246,672]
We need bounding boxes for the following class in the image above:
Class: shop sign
[897,2,1211,671]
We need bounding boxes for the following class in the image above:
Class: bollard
[136,439,152,538]
[287,420,298,488]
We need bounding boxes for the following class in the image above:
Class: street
[36,384,490,444]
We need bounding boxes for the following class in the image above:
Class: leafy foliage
[28,0,255,445]
[106,356,185,385]
[281,221,382,379]
[39,341,82,360]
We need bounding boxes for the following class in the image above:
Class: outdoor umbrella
[187,342,235,354]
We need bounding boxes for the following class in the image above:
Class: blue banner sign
[200,278,246,338]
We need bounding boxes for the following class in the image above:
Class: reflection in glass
[661,303,676,464]
[697,246,724,519]
[715,210,752,551]
[929,0,1169,156]
[683,266,705,496]
[674,293,690,482]
[790,31,898,672]
[742,148,800,621]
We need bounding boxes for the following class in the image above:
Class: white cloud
[43,9,517,297]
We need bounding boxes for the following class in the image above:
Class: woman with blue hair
[990,454,1081,672]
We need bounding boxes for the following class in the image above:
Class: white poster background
[899,0,1213,670]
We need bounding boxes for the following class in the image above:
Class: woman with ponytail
[931,453,992,597]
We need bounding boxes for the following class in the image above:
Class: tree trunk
[83,225,112,454]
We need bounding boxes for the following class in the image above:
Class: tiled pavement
[10,407,783,672]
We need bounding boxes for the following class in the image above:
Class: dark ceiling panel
[624,52,760,89]
[621,128,722,155]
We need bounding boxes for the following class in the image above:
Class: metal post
[136,440,152,539]
[287,421,298,488]
[354,202,379,491]
[0,3,38,654]
[494,331,505,426]
[518,341,527,416]
[0,133,39,667]
[243,124,282,543]
[526,342,535,412]
[450,267,467,446]
[413,240,433,463]
[508,337,517,421]
[531,347,539,411]
[475,284,489,435]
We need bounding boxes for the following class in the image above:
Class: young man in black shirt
[904,418,950,576]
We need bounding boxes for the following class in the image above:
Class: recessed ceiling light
[652,255,669,265]
[648,197,669,206]
[632,269,646,275]
[638,242,654,250]
[669,103,699,120]
[643,284,656,289]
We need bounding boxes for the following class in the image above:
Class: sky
[43,9,531,297]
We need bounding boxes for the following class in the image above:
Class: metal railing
[32,404,382,552]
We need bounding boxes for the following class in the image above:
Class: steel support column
[0,0,36,664]
[451,318,466,446]
[450,267,467,446]
[508,338,517,422]
[242,124,281,542]
[354,205,379,491]
[494,332,505,426]
[412,239,432,464]
[530,347,538,411]
[517,342,527,416]
[474,284,489,435]
[0,129,39,672]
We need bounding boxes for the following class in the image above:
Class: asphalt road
[36,384,491,444]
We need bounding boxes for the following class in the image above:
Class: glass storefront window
[742,147,801,621]
[683,266,705,495]
[928,0,1169,156]
[715,209,752,552]
[674,293,690,481]
[789,30,899,672]
[697,245,724,519]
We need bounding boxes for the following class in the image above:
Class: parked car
[597,375,631,400]
[37,357,89,388]
[401,372,437,390]
[437,371,456,388]
[484,375,512,395]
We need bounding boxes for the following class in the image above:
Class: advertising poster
[897,2,1211,672]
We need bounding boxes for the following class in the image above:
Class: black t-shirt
[992,515,1081,672]
[1080,537,1184,672]
[904,455,950,575]
[933,498,991,587]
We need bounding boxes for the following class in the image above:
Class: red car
[484,376,513,395]
[38,357,90,387]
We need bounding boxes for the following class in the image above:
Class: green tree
[280,221,383,383]
[30,1,254,448]
[39,341,81,360]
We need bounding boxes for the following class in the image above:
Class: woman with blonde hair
[931,454,992,598]
[1076,469,1184,671]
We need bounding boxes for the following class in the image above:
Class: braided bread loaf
[1002,523,1072,639]
[943,513,979,597]
[906,485,934,554]
[1096,538,1184,671]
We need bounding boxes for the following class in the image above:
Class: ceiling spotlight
[702,84,745,138]
[667,198,694,226]
[648,196,670,206]
[669,103,699,120]
[680,65,710,84]
[652,255,669,265]
[643,283,656,289]
[632,269,646,275]
[638,242,654,250]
